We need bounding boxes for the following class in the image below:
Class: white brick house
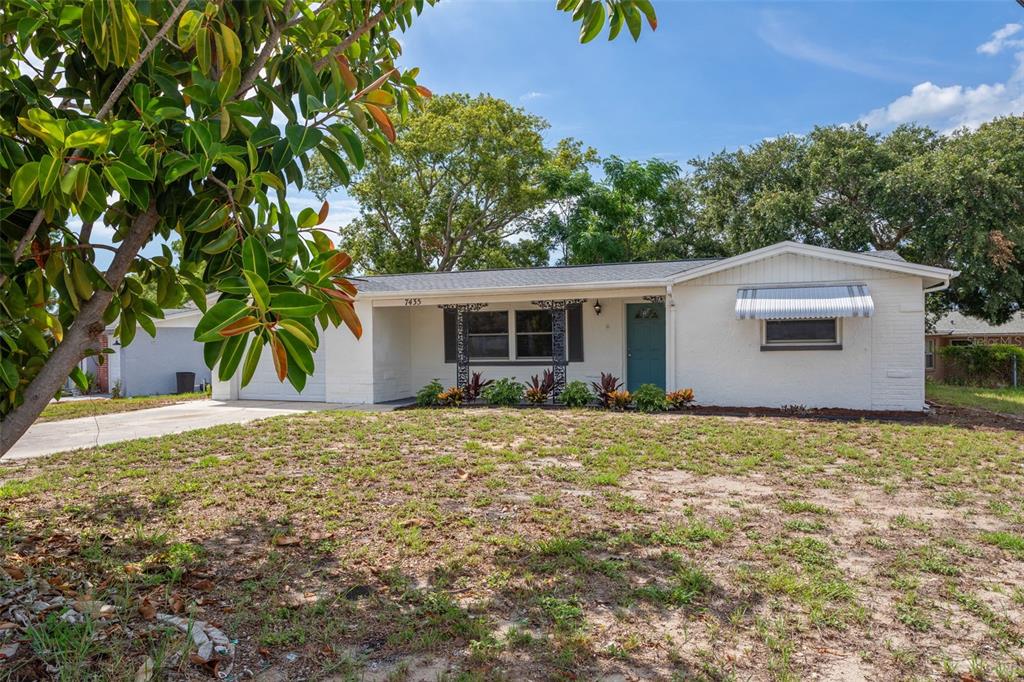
[209,241,957,412]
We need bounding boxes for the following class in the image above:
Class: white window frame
[761,318,841,350]
[925,338,935,369]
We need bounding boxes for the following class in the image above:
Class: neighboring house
[212,241,956,412]
[97,304,209,396]
[925,311,1024,383]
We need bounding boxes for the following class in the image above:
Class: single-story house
[210,241,957,412]
[926,311,1024,383]
[77,305,210,396]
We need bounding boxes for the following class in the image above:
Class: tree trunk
[0,204,160,455]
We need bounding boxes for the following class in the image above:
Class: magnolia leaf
[195,299,249,342]
[363,104,395,142]
[11,162,39,208]
[269,332,287,381]
[269,292,323,318]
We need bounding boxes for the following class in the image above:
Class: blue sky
[309,0,1024,227]
[100,1,1024,265]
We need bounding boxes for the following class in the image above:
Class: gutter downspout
[666,283,676,392]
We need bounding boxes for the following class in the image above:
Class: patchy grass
[1,409,1022,680]
[927,382,1024,416]
[37,392,208,423]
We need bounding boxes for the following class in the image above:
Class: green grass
[1,408,1022,680]
[926,382,1024,415]
[37,391,208,422]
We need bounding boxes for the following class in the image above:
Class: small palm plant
[464,372,493,402]
[525,370,555,404]
[591,372,623,408]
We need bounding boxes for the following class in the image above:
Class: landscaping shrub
[592,372,623,408]
[482,378,524,407]
[559,381,593,408]
[525,370,555,404]
[940,343,1024,387]
[666,388,695,410]
[606,389,632,411]
[464,372,493,402]
[438,386,465,407]
[416,379,444,407]
[633,384,666,412]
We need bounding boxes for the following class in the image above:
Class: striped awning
[735,285,874,320]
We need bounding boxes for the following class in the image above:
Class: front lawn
[1,410,1022,680]
[927,382,1024,416]
[37,392,208,423]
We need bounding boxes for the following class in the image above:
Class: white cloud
[519,91,547,102]
[977,23,1023,56]
[859,26,1024,132]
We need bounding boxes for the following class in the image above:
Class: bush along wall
[940,343,1024,387]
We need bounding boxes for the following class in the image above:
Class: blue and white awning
[735,285,874,320]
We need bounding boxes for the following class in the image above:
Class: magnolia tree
[0,0,656,453]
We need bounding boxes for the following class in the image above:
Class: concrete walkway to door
[3,399,403,461]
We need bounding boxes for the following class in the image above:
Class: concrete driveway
[3,399,397,461]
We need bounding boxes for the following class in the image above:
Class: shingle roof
[931,311,1024,336]
[353,248,918,295]
[355,259,720,294]
[865,250,905,262]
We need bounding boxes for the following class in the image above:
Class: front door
[626,302,666,392]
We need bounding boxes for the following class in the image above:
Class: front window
[467,311,509,358]
[763,319,838,348]
[925,338,935,369]
[516,310,553,358]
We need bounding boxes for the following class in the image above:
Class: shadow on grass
[0,493,763,680]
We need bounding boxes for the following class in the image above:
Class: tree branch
[313,8,387,71]
[0,203,160,455]
[0,0,190,288]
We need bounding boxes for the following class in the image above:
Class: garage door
[237,344,326,401]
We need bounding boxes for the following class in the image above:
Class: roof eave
[667,241,959,287]
[358,277,673,300]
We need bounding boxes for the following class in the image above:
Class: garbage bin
[175,371,196,394]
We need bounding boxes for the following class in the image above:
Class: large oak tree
[306,93,560,273]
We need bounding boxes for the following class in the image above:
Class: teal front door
[626,302,666,392]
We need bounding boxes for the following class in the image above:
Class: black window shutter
[443,308,456,363]
[568,303,584,362]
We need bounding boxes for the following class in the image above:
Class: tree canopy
[306,93,556,272]
[537,119,1024,323]
[0,0,658,453]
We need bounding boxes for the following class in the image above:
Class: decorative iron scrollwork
[529,299,585,398]
[439,303,488,388]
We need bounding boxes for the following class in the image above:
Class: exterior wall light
[593,299,602,316]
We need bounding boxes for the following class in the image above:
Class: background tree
[0,0,658,454]
[535,155,713,264]
[689,119,1024,323]
[307,93,558,272]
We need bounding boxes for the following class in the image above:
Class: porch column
[532,299,585,398]
[439,303,487,388]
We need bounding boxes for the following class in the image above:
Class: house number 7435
[404,298,422,306]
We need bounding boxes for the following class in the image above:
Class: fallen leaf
[276,587,318,608]
[192,579,215,592]
[169,594,184,614]
[138,599,156,620]
[3,565,25,580]
[74,600,116,619]
[272,535,300,546]
[134,656,155,682]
